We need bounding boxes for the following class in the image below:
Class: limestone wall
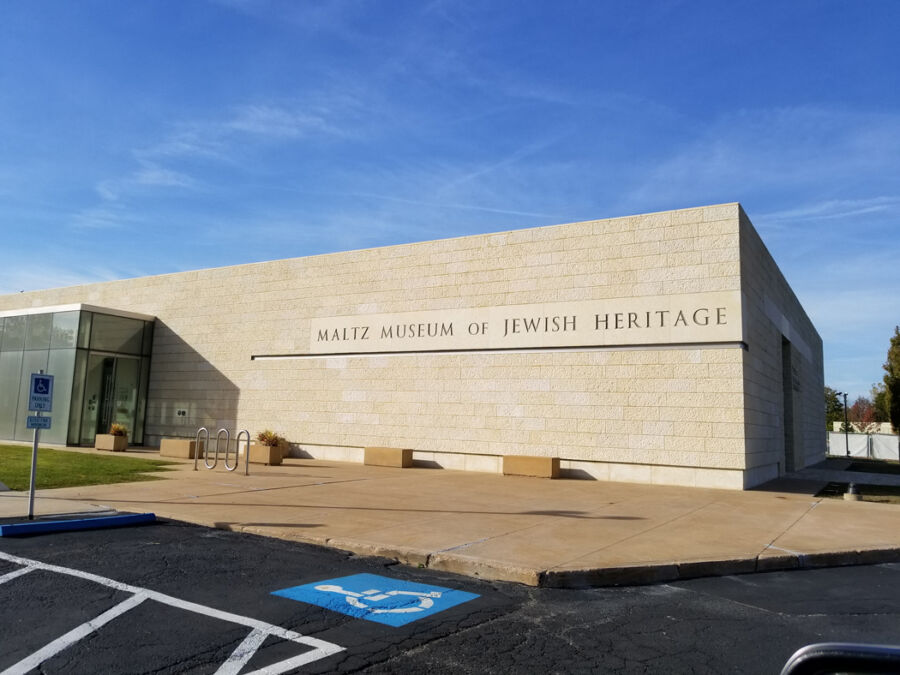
[738,208,825,485]
[0,203,822,488]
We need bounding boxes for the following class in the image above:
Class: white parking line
[0,551,344,674]
[217,628,269,675]
[0,567,33,585]
[4,592,150,675]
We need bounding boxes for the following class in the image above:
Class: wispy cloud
[0,262,121,295]
[225,104,340,139]
[211,0,371,43]
[337,191,552,219]
[758,197,900,223]
[134,166,196,189]
[95,159,200,202]
[620,106,900,212]
[137,130,229,162]
[804,289,900,337]
[85,94,368,214]
[70,203,135,230]
[437,134,570,193]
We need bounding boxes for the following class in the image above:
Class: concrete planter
[248,443,283,465]
[95,434,128,452]
[159,438,204,459]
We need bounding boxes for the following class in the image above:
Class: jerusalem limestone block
[248,443,283,466]
[95,434,127,452]
[364,447,413,468]
[502,455,560,479]
[159,438,204,459]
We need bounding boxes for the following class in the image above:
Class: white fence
[827,432,900,460]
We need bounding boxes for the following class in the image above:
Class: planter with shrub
[95,423,128,452]
[246,429,284,465]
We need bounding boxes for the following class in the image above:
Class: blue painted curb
[0,512,156,537]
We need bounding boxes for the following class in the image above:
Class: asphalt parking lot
[1,519,900,674]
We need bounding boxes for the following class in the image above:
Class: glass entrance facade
[0,306,153,446]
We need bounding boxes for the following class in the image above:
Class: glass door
[98,357,115,435]
[80,354,141,445]
[111,357,140,440]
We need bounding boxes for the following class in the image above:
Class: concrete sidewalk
[2,456,900,587]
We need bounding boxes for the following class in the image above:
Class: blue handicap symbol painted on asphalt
[272,573,479,627]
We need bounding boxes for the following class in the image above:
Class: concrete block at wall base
[95,434,128,452]
[248,443,283,465]
[159,439,204,459]
[503,455,560,478]
[364,447,413,468]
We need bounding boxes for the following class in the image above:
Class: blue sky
[1,0,898,400]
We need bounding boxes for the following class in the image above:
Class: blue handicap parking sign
[272,573,479,627]
[29,374,54,412]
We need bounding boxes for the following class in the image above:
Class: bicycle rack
[194,427,250,475]
[193,427,210,471]
[216,428,231,471]
[236,429,251,476]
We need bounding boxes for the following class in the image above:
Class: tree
[871,383,890,423]
[824,386,844,430]
[848,396,877,434]
[884,325,900,437]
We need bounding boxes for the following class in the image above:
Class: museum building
[0,203,824,489]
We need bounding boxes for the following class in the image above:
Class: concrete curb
[0,512,156,537]
[296,536,900,588]
[540,548,900,588]
[196,521,900,588]
[144,513,900,588]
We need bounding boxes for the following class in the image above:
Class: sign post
[26,371,53,520]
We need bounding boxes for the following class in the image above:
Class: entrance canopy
[0,304,154,446]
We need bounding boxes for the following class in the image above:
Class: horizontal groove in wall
[251,341,749,361]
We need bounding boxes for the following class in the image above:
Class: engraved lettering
[506,315,575,336]
[382,322,452,339]
[312,292,738,354]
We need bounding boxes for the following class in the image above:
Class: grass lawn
[0,445,177,491]
[855,485,900,504]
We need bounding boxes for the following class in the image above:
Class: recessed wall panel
[0,351,23,439]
